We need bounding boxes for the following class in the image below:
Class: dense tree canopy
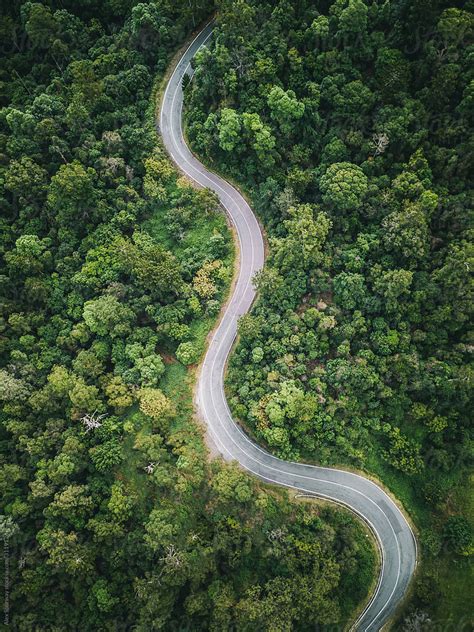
[0,1,376,630]
[186,0,473,627]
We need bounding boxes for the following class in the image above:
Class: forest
[0,1,380,631]
[0,0,472,630]
[185,0,473,628]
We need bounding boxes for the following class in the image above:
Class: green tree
[138,388,175,424]
[176,341,200,365]
[119,232,185,299]
[23,2,58,49]
[382,202,429,264]
[218,108,242,151]
[211,463,254,503]
[274,204,331,274]
[4,157,47,207]
[90,440,123,472]
[103,376,134,412]
[242,112,276,167]
[267,86,305,134]
[69,377,102,415]
[47,161,97,229]
[373,268,413,313]
[336,0,368,38]
[443,516,473,556]
[382,427,423,475]
[83,295,135,338]
[333,273,367,310]
[89,580,119,614]
[319,162,368,212]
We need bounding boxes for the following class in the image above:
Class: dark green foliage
[443,516,473,555]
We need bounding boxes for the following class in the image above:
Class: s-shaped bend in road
[159,21,417,632]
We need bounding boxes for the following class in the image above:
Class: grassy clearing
[144,200,234,354]
[429,556,473,625]
[160,361,194,429]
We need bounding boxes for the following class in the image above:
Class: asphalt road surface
[159,21,417,632]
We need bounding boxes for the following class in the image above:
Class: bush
[176,341,200,365]
[443,516,473,555]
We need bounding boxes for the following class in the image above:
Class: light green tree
[319,162,368,212]
[218,108,242,151]
[267,86,305,134]
[176,341,200,365]
[83,295,135,338]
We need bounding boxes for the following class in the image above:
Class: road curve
[159,21,417,632]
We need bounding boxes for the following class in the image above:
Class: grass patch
[161,361,193,425]
[363,452,430,527]
[429,555,473,625]
[120,416,150,507]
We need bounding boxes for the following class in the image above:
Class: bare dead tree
[231,47,250,78]
[436,46,448,63]
[373,132,389,156]
[81,410,107,432]
[267,527,285,542]
[51,141,68,164]
[145,462,155,474]
[160,545,183,570]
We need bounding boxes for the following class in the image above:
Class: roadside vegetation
[185,0,473,627]
[0,1,376,630]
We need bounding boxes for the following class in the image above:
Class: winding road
[159,21,417,631]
